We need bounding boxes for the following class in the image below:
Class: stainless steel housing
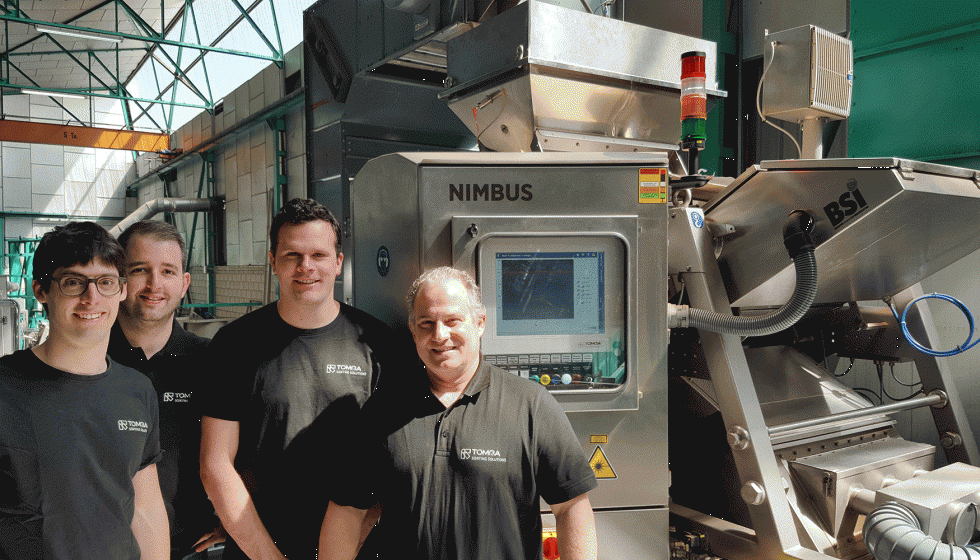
[441,1,726,153]
[705,158,980,309]
[348,151,671,559]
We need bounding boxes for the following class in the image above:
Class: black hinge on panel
[304,11,353,103]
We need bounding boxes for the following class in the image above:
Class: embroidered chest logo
[163,392,192,403]
[118,419,149,433]
[459,448,507,463]
[325,364,366,376]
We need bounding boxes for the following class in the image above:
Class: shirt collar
[108,321,138,357]
[109,318,194,360]
[460,358,491,400]
[165,319,203,353]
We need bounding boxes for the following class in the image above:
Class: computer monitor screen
[495,252,604,336]
[478,235,626,392]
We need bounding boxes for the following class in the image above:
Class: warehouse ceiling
[0,0,286,133]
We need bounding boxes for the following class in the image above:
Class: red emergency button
[542,536,559,560]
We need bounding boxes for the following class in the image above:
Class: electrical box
[762,24,853,122]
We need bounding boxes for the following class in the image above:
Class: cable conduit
[687,249,817,337]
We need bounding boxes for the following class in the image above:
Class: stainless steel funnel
[441,1,726,152]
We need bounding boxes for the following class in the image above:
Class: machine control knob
[741,481,766,506]
[467,223,479,238]
[727,426,751,451]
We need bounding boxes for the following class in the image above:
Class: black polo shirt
[197,302,401,560]
[107,319,211,558]
[344,360,597,560]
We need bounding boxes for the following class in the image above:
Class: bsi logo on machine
[118,419,149,433]
[824,179,868,229]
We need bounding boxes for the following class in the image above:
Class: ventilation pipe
[670,210,817,337]
[864,502,980,560]
[108,198,220,238]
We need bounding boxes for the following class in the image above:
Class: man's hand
[193,524,227,552]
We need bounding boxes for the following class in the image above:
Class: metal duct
[109,198,219,238]
[864,502,980,560]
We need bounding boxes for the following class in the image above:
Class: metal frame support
[668,206,843,560]
[890,283,980,465]
[0,0,287,132]
[0,13,281,63]
[4,238,40,330]
[267,116,288,211]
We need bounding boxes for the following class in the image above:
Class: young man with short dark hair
[0,221,169,560]
[110,220,219,559]
[200,199,399,560]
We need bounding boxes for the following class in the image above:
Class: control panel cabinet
[347,152,670,558]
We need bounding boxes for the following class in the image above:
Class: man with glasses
[109,221,220,560]
[0,221,168,559]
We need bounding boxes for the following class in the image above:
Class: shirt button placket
[437,414,451,454]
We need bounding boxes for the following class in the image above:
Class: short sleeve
[533,391,598,505]
[195,322,253,421]
[140,384,163,470]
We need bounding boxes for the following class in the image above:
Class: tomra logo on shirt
[459,448,507,463]
[325,364,366,376]
[118,419,149,433]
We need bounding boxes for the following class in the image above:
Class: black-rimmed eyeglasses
[50,275,125,297]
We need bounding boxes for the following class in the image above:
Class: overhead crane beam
[0,119,168,151]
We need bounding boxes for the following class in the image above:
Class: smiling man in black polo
[109,221,218,560]
[319,266,598,560]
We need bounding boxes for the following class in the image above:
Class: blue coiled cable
[888,293,980,356]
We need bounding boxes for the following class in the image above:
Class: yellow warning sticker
[638,168,667,204]
[590,435,608,444]
[589,446,617,479]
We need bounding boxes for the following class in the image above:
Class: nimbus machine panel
[478,235,626,392]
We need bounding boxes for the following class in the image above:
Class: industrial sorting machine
[304,1,980,558]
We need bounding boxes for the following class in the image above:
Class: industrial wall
[129,44,306,320]
[0,95,133,239]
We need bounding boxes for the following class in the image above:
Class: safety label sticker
[638,168,667,204]
[589,446,618,479]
